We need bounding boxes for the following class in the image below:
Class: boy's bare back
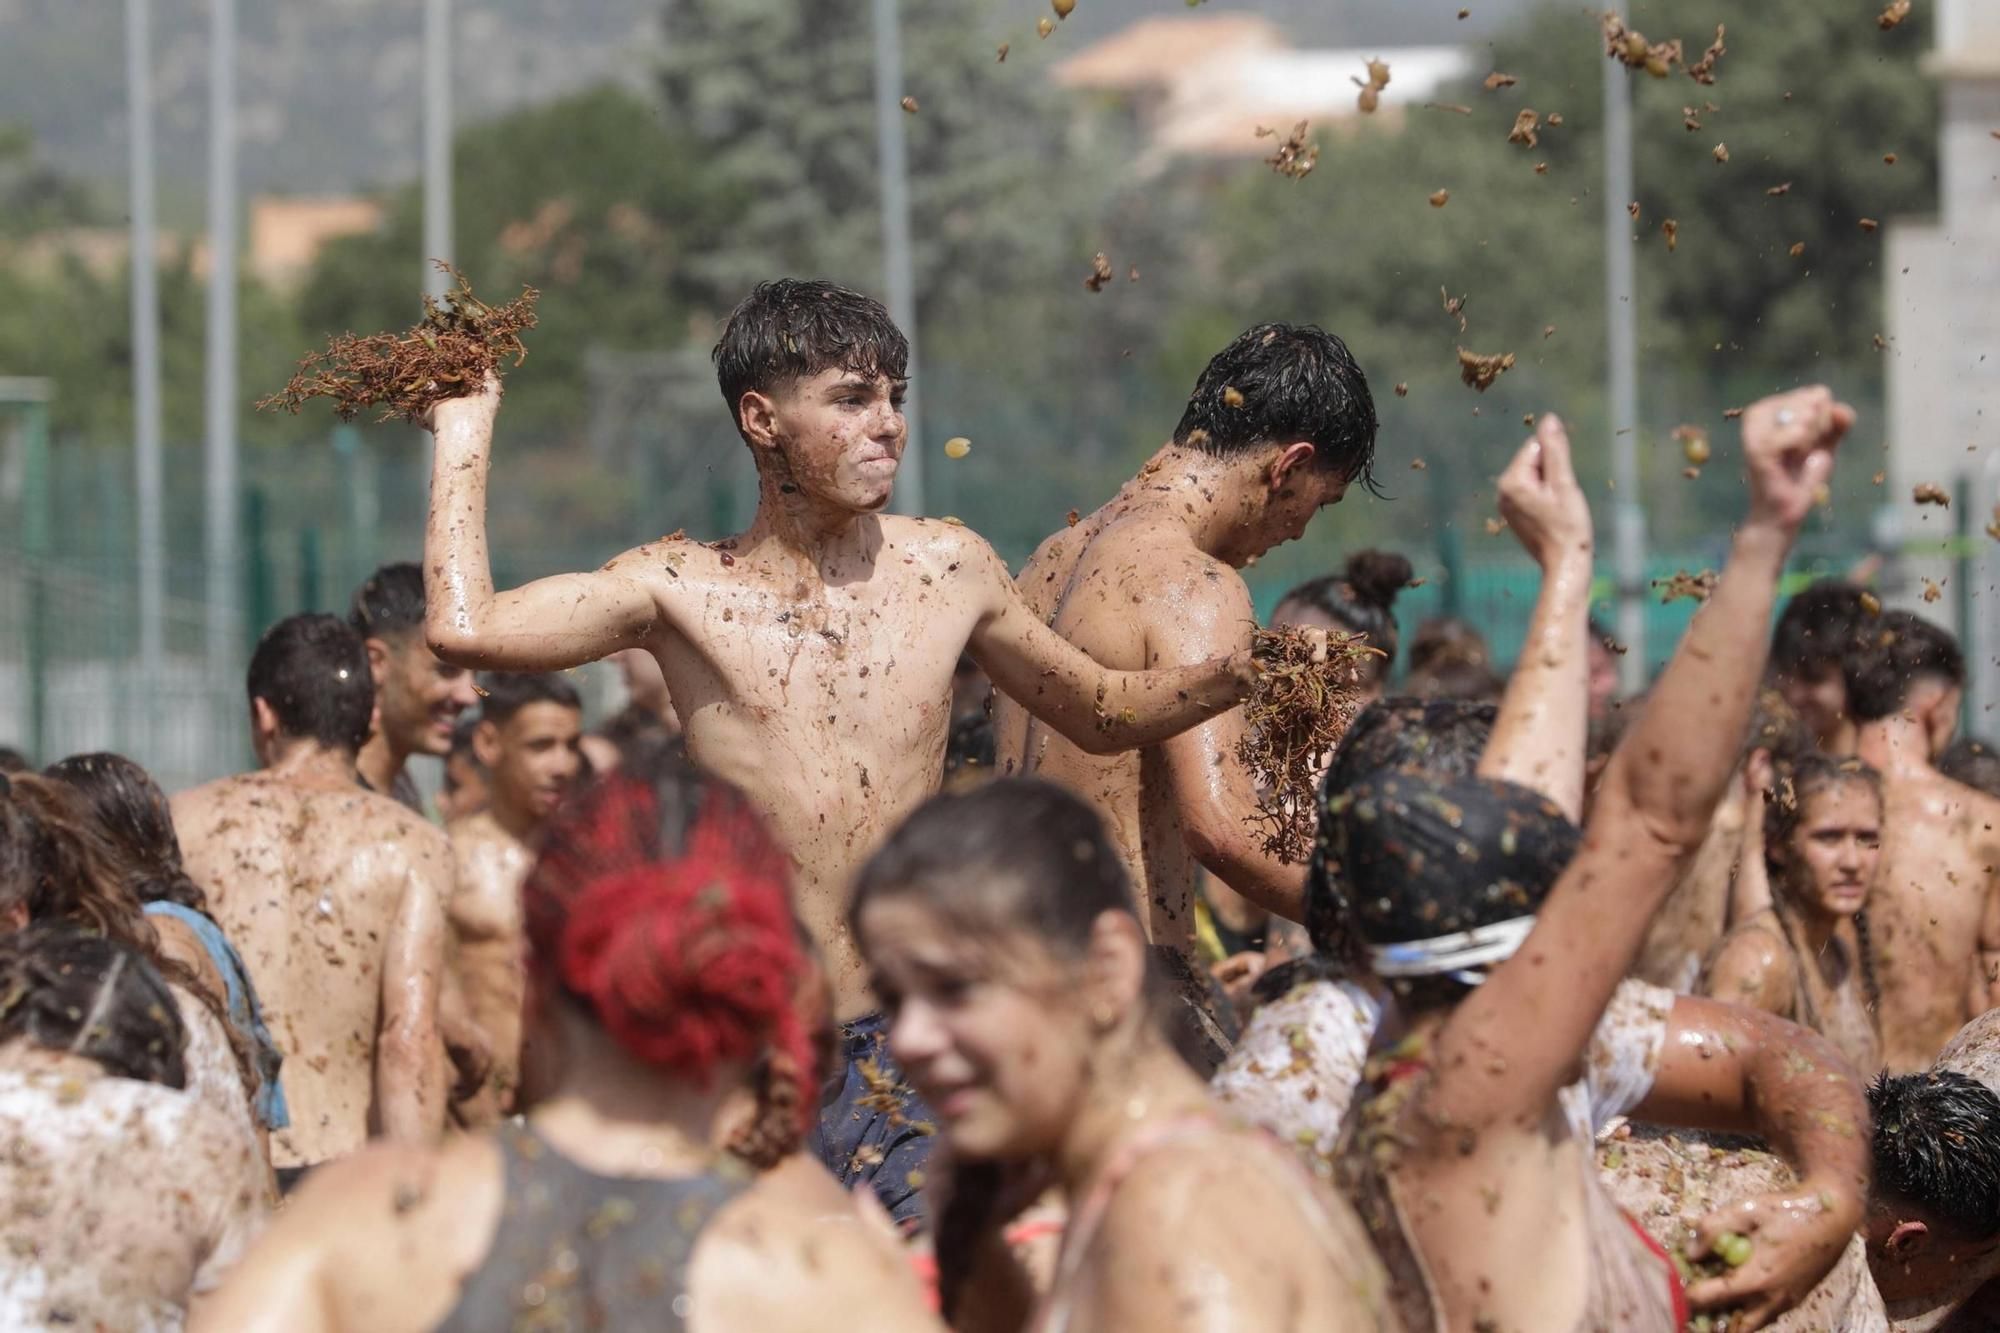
[1869,768,2000,1072]
[174,771,451,1166]
[998,494,1249,961]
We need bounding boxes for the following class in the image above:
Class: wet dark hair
[853,778,1144,969]
[0,774,255,1100]
[476,671,583,726]
[0,747,28,775]
[1771,581,1869,682]
[943,712,997,779]
[1309,698,1499,958]
[0,773,163,957]
[1869,1069,2000,1240]
[1172,323,1378,491]
[712,279,909,435]
[348,561,427,642]
[1327,698,1496,791]
[1844,611,1964,724]
[446,714,484,767]
[1319,770,1580,1009]
[1275,550,1413,682]
[247,613,375,753]
[42,754,208,914]
[0,923,187,1088]
[1939,738,2000,800]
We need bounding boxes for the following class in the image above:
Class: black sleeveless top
[435,1122,752,1333]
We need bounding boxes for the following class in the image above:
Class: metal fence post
[21,399,51,763]
[244,485,272,652]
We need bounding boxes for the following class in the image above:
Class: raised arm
[1430,387,1854,1131]
[375,841,449,1143]
[1476,414,1595,820]
[960,535,1259,756]
[1730,759,1776,925]
[1636,995,1871,1329]
[424,379,659,670]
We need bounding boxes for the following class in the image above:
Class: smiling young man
[444,672,584,1124]
[350,563,483,813]
[419,279,1270,1224]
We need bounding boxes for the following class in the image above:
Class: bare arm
[375,847,449,1143]
[1132,557,1309,917]
[1731,763,1775,925]
[1699,927,1793,1016]
[960,533,1258,757]
[1636,996,1871,1329]
[1476,415,1594,820]
[1976,870,2000,1017]
[1426,388,1853,1134]
[423,379,659,669]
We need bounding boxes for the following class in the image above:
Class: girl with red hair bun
[196,750,944,1333]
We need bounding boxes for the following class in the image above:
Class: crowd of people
[2,278,1997,1331]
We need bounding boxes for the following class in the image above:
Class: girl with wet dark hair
[853,777,1395,1331]
[0,923,268,1330]
[197,749,942,1333]
[1332,390,1872,1333]
[44,752,289,1130]
[1271,548,1413,696]
[1704,752,1884,1073]
[0,771,264,1157]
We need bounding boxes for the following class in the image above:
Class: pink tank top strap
[1032,1112,1228,1333]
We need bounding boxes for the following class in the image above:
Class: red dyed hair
[523,753,811,1126]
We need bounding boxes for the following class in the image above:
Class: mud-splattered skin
[1706,909,1882,1075]
[444,811,533,1123]
[1635,787,1750,991]
[1598,1126,1888,1333]
[0,1046,269,1330]
[1855,725,2000,1073]
[995,444,1341,972]
[423,382,1255,1020]
[1332,389,1863,1333]
[173,752,450,1167]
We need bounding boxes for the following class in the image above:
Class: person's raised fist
[1739,387,1855,535]
[423,370,504,438]
[1496,413,1593,571]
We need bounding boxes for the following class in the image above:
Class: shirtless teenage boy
[995,326,1398,976]
[446,671,583,1123]
[1848,611,2000,1072]
[350,562,482,813]
[173,614,450,1183]
[420,279,1265,1222]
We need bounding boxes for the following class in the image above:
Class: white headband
[1367,916,1537,980]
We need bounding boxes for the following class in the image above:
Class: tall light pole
[1602,54,1645,689]
[203,0,239,666]
[870,0,925,516]
[422,0,452,300]
[127,0,164,699]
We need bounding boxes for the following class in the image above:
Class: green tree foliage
[1177,0,1935,553]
